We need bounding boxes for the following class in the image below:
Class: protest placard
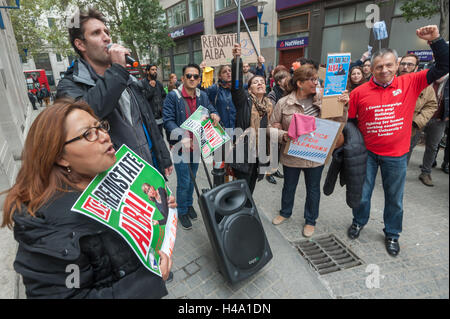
[201,32,260,67]
[181,106,231,158]
[71,145,177,277]
[321,53,351,119]
[286,118,343,165]
[323,53,351,97]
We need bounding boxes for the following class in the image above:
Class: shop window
[174,40,189,54]
[167,2,187,28]
[279,13,309,35]
[193,51,203,65]
[389,15,440,56]
[321,22,370,64]
[355,1,372,22]
[189,0,203,21]
[340,6,355,24]
[162,57,172,81]
[174,53,190,77]
[394,0,407,16]
[216,0,233,12]
[325,8,339,26]
[56,54,62,62]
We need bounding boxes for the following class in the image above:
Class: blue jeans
[352,151,407,239]
[174,161,199,216]
[280,165,324,226]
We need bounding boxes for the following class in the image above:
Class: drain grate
[295,234,363,275]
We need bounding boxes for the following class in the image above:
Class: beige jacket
[269,91,346,168]
[412,85,438,135]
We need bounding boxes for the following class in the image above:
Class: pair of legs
[280,165,324,226]
[352,151,407,240]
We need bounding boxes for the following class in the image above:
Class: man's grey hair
[370,48,399,65]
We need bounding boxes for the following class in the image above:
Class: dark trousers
[234,164,259,194]
[280,165,324,226]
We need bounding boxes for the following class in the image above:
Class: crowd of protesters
[1,6,448,299]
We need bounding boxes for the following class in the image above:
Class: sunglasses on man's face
[185,73,200,80]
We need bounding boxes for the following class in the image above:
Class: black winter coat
[13,191,167,299]
[56,59,172,177]
[140,79,166,121]
[323,120,367,208]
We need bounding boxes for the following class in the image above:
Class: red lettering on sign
[122,191,154,229]
[82,196,111,222]
[119,215,152,258]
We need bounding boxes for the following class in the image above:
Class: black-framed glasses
[400,62,417,68]
[185,73,200,80]
[308,77,319,83]
[64,120,110,145]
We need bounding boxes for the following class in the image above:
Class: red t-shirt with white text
[348,70,429,157]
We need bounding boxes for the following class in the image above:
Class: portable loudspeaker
[198,179,273,284]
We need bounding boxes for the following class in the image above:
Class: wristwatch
[428,37,442,45]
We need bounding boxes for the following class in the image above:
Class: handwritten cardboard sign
[201,32,260,67]
[286,118,343,164]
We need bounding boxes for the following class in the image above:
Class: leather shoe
[266,175,277,184]
[442,162,449,174]
[273,170,284,178]
[347,224,364,239]
[385,238,400,256]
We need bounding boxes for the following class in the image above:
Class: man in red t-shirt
[346,25,449,256]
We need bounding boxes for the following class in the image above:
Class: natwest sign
[277,37,309,50]
[169,29,185,39]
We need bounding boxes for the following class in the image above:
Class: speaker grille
[223,214,265,270]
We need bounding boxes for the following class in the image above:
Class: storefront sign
[201,32,260,66]
[276,0,319,11]
[169,22,204,39]
[407,50,433,62]
[72,145,177,277]
[277,37,309,50]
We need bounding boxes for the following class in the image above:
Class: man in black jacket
[141,64,166,137]
[56,8,173,178]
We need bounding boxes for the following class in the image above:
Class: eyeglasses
[64,120,110,145]
[308,77,319,83]
[400,62,417,68]
[185,73,200,80]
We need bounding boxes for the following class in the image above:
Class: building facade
[0,1,30,190]
[159,0,447,78]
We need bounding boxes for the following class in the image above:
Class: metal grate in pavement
[295,234,363,275]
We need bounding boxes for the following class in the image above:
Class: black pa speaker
[198,180,273,284]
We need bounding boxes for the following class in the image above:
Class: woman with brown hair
[230,44,274,193]
[269,65,347,237]
[1,99,175,299]
[347,66,367,93]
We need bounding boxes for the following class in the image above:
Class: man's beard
[149,73,157,80]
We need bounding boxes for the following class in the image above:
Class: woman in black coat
[1,99,175,299]
[230,44,275,194]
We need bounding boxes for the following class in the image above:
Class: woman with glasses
[1,98,175,299]
[269,65,347,238]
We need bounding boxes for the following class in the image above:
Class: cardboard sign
[181,106,231,158]
[323,53,351,97]
[201,32,260,67]
[72,145,177,277]
[286,118,343,165]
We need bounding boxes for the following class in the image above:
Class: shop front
[162,21,205,80]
